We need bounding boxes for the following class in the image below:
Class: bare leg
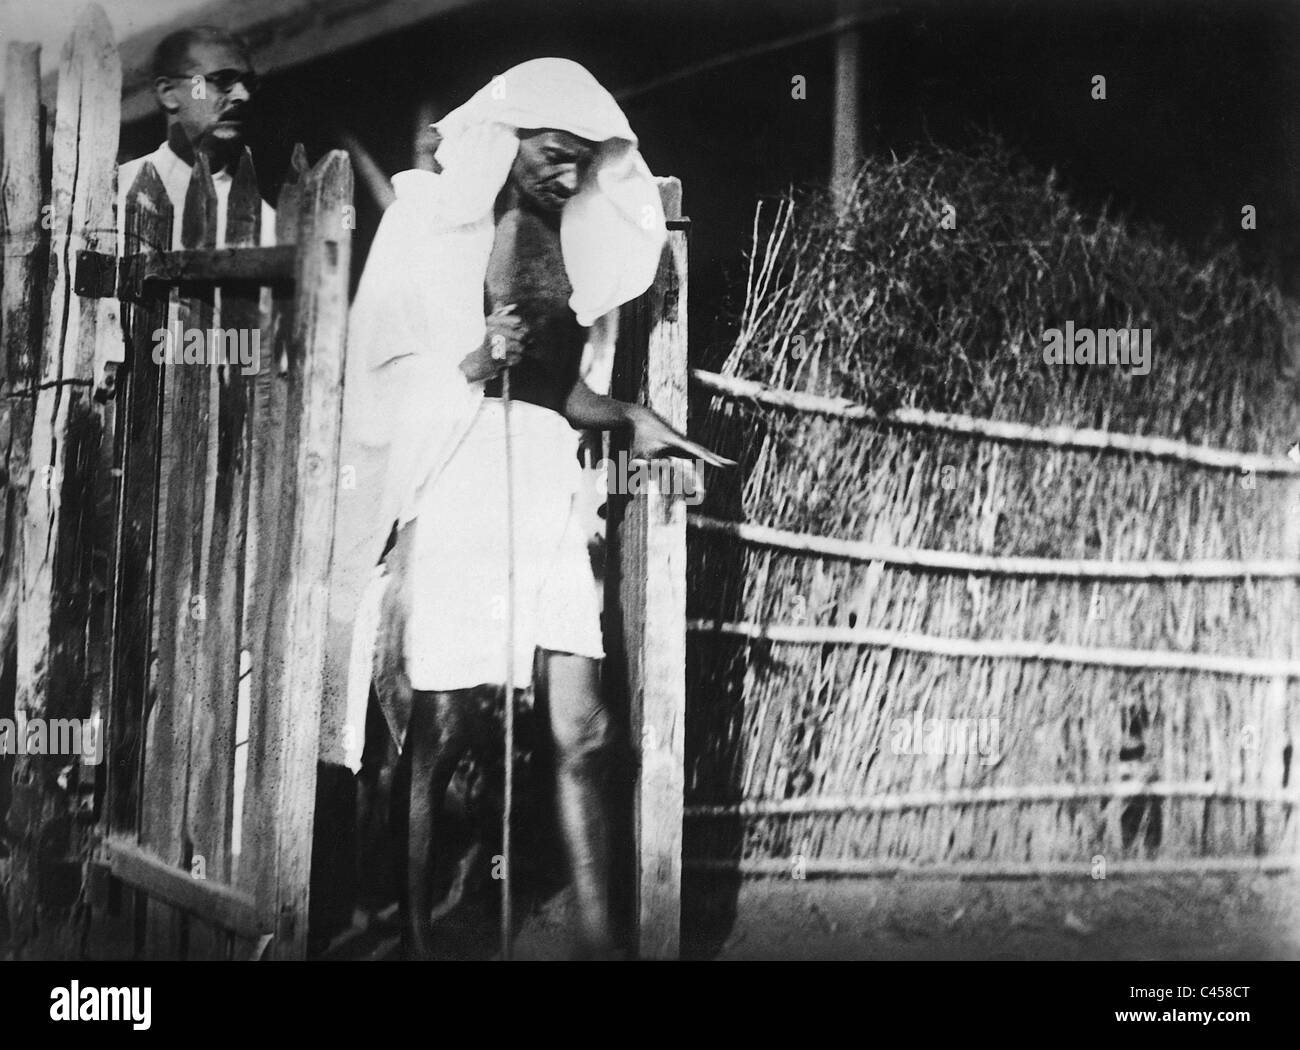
[404,688,469,959]
[355,685,396,918]
[544,652,617,957]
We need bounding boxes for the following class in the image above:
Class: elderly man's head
[511,128,598,212]
[151,26,257,168]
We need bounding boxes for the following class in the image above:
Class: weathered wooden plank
[0,41,43,621]
[608,178,687,960]
[186,150,261,887]
[264,149,352,958]
[141,153,217,959]
[121,245,296,291]
[13,6,119,955]
[105,163,172,836]
[237,144,305,901]
[0,38,44,950]
[2,43,43,386]
[102,835,269,940]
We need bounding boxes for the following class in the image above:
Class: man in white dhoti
[328,58,729,957]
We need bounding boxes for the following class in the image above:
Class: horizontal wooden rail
[133,245,296,286]
[687,619,1300,679]
[692,369,1300,476]
[684,856,1300,878]
[685,783,1300,819]
[689,515,1300,580]
[100,835,270,940]
[76,245,297,299]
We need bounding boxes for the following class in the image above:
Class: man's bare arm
[563,379,735,467]
[562,378,636,431]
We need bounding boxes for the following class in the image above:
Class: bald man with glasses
[108,26,276,386]
[117,25,274,249]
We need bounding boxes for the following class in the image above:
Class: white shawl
[322,58,667,768]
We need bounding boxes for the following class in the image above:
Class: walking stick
[500,363,516,961]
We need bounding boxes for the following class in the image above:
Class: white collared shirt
[104,142,277,378]
[117,141,277,251]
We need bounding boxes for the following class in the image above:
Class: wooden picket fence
[1,8,352,959]
[3,6,693,961]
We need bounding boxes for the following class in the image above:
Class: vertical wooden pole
[266,150,352,959]
[0,38,44,948]
[140,153,216,959]
[610,178,688,959]
[831,0,864,210]
[1280,11,1300,375]
[185,150,261,889]
[14,5,118,956]
[90,163,172,961]
[237,146,306,906]
[1,43,42,388]
[1,43,42,649]
[337,131,394,212]
[106,164,172,839]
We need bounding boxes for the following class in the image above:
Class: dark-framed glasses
[163,68,261,95]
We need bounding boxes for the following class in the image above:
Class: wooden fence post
[609,178,688,959]
[96,158,171,974]
[0,42,42,393]
[237,146,306,915]
[0,38,45,946]
[105,164,172,838]
[265,150,352,959]
[186,150,261,888]
[1,40,43,670]
[138,154,217,959]
[13,5,118,956]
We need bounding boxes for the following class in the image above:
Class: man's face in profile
[512,129,597,212]
[157,40,256,159]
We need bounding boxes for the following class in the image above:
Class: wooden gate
[1,8,353,960]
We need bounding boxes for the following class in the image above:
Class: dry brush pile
[687,136,1300,870]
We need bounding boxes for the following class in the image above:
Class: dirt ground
[320,870,1300,961]
[683,873,1300,961]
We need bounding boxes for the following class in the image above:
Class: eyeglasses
[162,68,261,95]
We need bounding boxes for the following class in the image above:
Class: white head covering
[387,57,665,330]
[322,58,667,768]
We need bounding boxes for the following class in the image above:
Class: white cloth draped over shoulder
[323,58,668,771]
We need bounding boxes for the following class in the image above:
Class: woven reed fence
[683,144,1300,877]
